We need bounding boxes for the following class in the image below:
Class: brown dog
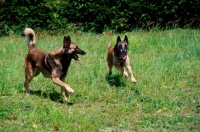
[107,35,137,83]
[21,28,86,100]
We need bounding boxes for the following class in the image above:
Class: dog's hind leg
[108,63,113,75]
[24,62,40,94]
[107,55,113,75]
[24,75,32,95]
[24,64,34,94]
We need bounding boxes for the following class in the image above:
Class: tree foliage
[0,0,200,35]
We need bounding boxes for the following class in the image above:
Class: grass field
[0,29,200,131]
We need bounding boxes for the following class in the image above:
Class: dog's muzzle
[73,49,86,61]
[73,54,80,61]
[120,49,127,60]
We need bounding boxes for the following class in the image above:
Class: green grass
[0,29,200,131]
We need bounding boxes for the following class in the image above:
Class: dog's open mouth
[121,52,127,60]
[73,54,79,61]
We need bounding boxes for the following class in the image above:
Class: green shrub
[0,0,200,35]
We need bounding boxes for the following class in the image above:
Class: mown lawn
[0,29,200,131]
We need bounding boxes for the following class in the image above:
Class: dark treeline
[0,0,200,35]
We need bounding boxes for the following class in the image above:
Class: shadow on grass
[105,74,126,87]
[31,90,65,103]
[20,89,75,105]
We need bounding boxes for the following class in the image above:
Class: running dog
[107,35,137,83]
[21,28,86,100]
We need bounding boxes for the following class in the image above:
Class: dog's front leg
[52,77,74,94]
[125,58,137,83]
[60,77,69,100]
[126,65,137,83]
[60,87,68,100]
[114,65,129,77]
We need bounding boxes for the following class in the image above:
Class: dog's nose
[121,49,126,52]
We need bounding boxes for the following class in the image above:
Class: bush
[0,0,200,35]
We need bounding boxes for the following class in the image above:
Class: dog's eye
[118,45,122,48]
[63,45,68,48]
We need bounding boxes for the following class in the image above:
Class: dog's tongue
[121,52,127,60]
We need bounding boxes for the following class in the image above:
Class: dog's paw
[68,88,74,94]
[63,97,68,101]
[132,79,137,83]
[23,87,30,95]
[124,72,129,77]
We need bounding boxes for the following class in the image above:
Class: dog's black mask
[63,36,86,61]
[72,47,86,61]
[114,35,128,60]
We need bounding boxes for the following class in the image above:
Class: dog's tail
[107,44,112,50]
[21,28,36,49]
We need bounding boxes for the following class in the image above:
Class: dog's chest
[113,55,125,66]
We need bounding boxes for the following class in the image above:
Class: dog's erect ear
[117,36,121,44]
[124,35,128,44]
[63,36,71,48]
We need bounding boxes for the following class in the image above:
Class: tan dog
[107,35,137,83]
[21,28,86,100]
